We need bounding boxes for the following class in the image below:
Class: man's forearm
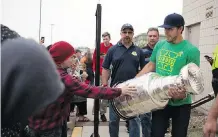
[136,61,155,77]
[102,68,110,86]
[208,96,218,119]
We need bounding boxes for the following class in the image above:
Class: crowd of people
[1,12,218,137]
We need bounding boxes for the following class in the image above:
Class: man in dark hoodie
[1,24,64,137]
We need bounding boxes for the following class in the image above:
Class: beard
[166,35,177,43]
[123,36,132,44]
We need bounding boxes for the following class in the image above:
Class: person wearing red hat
[28,41,136,137]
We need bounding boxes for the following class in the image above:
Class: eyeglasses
[122,31,133,34]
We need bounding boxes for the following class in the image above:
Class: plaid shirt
[28,68,121,131]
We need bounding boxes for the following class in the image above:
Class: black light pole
[39,0,42,42]
[50,24,54,44]
[90,3,102,137]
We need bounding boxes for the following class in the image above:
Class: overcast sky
[2,0,183,48]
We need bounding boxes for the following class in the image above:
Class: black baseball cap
[121,23,134,31]
[159,13,185,29]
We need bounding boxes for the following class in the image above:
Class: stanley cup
[110,63,204,120]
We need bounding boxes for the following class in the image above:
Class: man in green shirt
[137,13,200,137]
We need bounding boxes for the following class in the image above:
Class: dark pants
[70,101,87,115]
[151,104,191,137]
[139,113,152,137]
[212,79,218,96]
[212,69,218,96]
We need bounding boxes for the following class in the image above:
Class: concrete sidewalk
[69,99,130,137]
[69,99,217,137]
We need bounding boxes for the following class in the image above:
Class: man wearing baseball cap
[102,23,145,137]
[137,13,200,137]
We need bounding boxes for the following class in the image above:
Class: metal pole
[50,24,54,44]
[91,3,101,137]
[191,92,215,109]
[39,0,42,42]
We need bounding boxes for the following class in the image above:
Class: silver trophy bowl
[110,63,204,120]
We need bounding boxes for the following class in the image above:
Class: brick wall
[183,0,218,113]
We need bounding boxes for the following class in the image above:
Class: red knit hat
[49,41,75,64]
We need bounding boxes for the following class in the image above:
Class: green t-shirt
[150,40,200,106]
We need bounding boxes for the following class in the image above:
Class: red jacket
[92,43,113,75]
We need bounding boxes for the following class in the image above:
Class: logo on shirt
[157,49,183,72]
[178,51,183,57]
[131,51,137,56]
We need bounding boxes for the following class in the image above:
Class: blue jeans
[109,105,140,137]
[140,113,152,137]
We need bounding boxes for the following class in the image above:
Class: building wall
[183,0,218,113]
